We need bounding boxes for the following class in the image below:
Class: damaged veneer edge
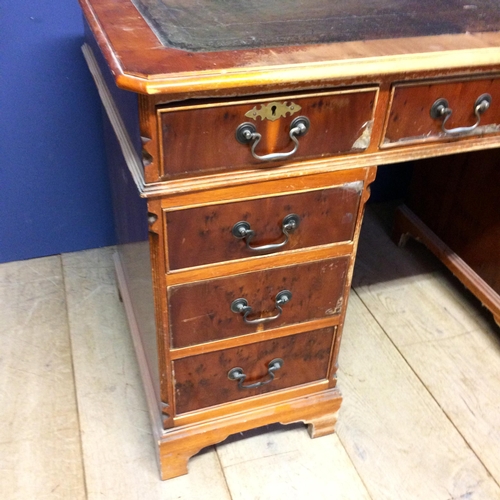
[82,43,500,199]
[82,42,377,197]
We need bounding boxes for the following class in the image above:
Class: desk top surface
[131,0,500,52]
[80,0,500,95]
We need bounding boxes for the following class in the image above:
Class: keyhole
[271,105,277,116]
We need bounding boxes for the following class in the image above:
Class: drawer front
[166,183,362,270]
[173,327,334,414]
[158,88,377,179]
[384,77,500,145]
[168,257,348,348]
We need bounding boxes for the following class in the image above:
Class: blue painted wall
[0,1,115,263]
[0,2,411,264]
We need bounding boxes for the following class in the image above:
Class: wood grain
[158,89,376,178]
[384,76,500,144]
[157,388,342,480]
[216,423,371,500]
[352,204,500,488]
[337,291,500,499]
[62,247,231,496]
[173,327,334,413]
[0,257,86,499]
[168,258,348,347]
[166,183,361,270]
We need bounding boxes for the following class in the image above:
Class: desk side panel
[102,112,162,403]
[83,19,142,151]
[407,150,500,294]
[84,16,164,405]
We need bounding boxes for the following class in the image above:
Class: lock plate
[245,101,302,121]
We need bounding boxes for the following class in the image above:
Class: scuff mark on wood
[352,120,373,150]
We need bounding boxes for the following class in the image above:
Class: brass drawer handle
[228,358,284,389]
[430,93,492,135]
[231,290,292,325]
[232,214,299,253]
[235,116,310,162]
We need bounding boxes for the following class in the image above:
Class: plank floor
[1,205,500,499]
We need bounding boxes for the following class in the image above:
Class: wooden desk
[80,0,500,479]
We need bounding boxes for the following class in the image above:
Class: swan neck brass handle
[232,214,299,253]
[430,93,491,135]
[230,290,292,325]
[235,116,310,162]
[227,358,284,389]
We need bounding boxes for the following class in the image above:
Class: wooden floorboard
[337,292,500,499]
[0,257,86,500]
[2,204,500,498]
[61,247,231,500]
[350,205,500,490]
[216,422,371,500]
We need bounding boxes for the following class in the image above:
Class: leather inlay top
[131,0,500,52]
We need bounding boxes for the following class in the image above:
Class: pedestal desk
[79,0,500,479]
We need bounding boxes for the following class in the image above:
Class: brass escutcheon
[245,101,302,121]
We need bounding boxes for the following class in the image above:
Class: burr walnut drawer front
[168,257,349,348]
[173,327,335,414]
[384,77,500,145]
[165,181,362,270]
[158,88,377,179]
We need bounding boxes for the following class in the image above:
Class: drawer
[168,257,348,348]
[158,88,377,179]
[383,77,500,145]
[173,327,335,414]
[166,182,362,270]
